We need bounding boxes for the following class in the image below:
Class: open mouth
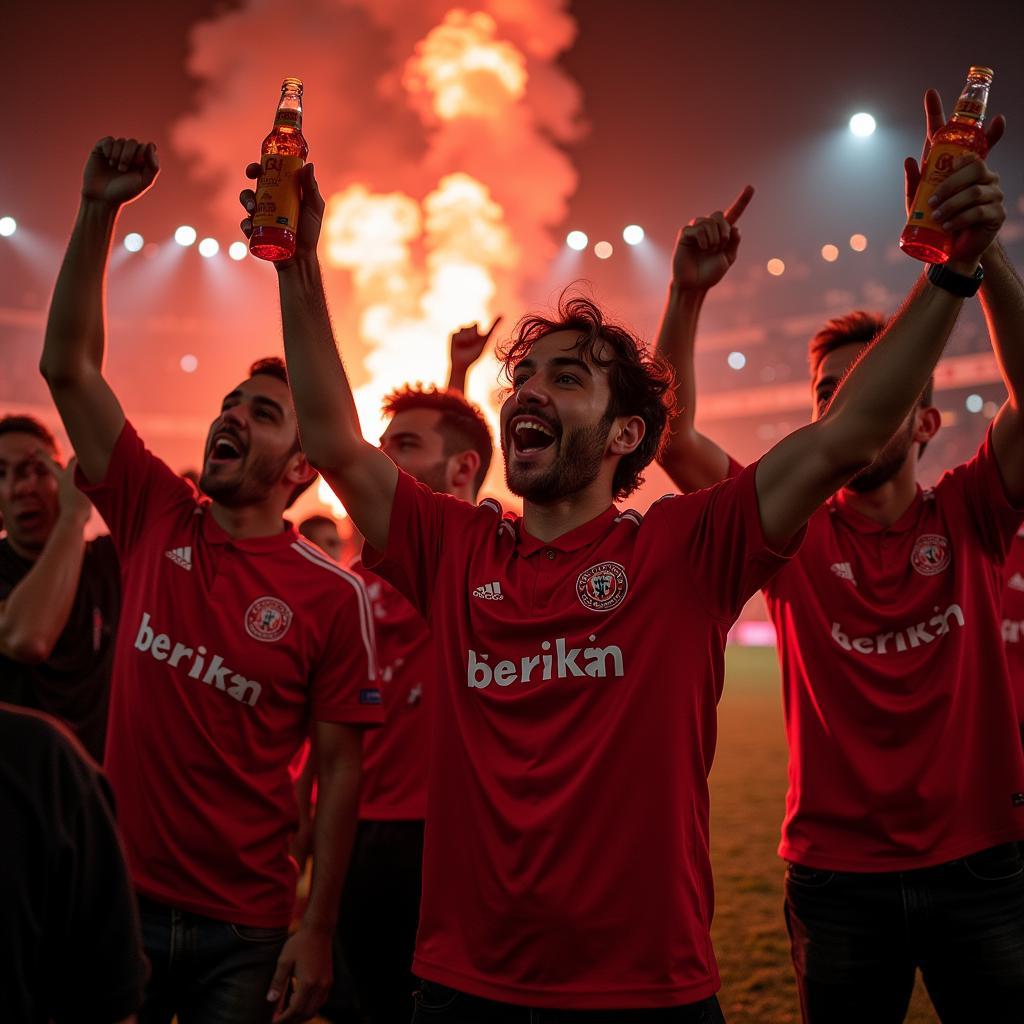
[207,433,245,466]
[511,417,557,457]
[14,508,45,530]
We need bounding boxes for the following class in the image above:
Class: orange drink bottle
[249,78,308,262]
[900,67,993,264]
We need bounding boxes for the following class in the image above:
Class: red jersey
[78,423,382,927]
[1001,529,1024,728]
[352,562,431,821]
[761,431,1024,871]
[365,464,799,1009]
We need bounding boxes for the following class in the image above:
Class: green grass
[711,647,938,1023]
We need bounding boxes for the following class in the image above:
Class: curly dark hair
[382,385,493,495]
[0,415,58,453]
[499,292,675,499]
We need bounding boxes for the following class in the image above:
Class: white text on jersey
[831,604,965,655]
[467,635,624,688]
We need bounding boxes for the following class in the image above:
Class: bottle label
[274,109,301,129]
[954,98,984,120]
[252,155,304,232]
[907,142,966,230]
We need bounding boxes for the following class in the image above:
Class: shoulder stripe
[498,520,515,540]
[290,541,378,680]
[614,508,643,525]
[651,493,679,508]
[478,497,503,516]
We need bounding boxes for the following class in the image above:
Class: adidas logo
[830,561,856,584]
[472,581,504,601]
[1010,573,1024,593]
[165,546,193,571]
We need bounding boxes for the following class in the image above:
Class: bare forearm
[980,242,1024,408]
[0,515,88,662]
[447,362,468,394]
[276,257,366,465]
[301,758,360,933]
[655,285,705,430]
[41,200,118,381]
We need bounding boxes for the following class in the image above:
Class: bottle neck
[951,79,990,126]
[274,90,303,131]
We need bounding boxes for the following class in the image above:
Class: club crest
[577,561,628,612]
[245,596,294,642]
[911,534,951,577]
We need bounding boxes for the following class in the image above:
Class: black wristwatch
[927,261,985,297]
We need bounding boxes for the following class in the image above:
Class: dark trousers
[411,981,725,1022]
[322,819,425,1024]
[784,841,1024,1024]
[136,895,287,1024]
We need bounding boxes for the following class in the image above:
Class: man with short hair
[0,413,119,761]
[654,94,1024,1022]
[42,135,383,1024]
[299,514,345,562]
[239,127,1002,1019]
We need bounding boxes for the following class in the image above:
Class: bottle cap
[281,77,303,91]
[968,66,994,80]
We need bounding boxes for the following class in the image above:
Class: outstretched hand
[82,137,160,208]
[450,316,503,373]
[671,185,754,292]
[240,162,325,267]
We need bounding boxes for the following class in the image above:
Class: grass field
[712,647,938,1023]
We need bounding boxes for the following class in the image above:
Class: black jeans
[136,895,287,1024]
[784,841,1024,1023]
[411,981,725,1022]
[322,819,425,1024]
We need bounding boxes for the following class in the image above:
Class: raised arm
[40,138,159,483]
[0,456,91,663]
[757,148,1005,548]
[655,186,753,491]
[907,90,1024,503]
[447,315,502,394]
[240,164,397,552]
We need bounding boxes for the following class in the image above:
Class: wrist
[78,195,121,220]
[298,917,335,936]
[669,281,709,302]
[945,257,981,277]
[56,508,90,532]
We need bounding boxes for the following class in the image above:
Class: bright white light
[566,230,588,251]
[594,241,613,260]
[198,238,220,258]
[0,216,16,237]
[849,112,877,137]
[228,241,248,261]
[850,233,868,252]
[174,225,197,247]
[766,258,785,276]
[727,351,747,370]
[821,244,839,262]
[622,224,645,246]
[180,354,199,373]
[965,394,983,413]
[123,232,144,253]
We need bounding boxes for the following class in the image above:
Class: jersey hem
[134,880,292,928]
[780,826,1024,872]
[413,956,721,1009]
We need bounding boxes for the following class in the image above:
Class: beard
[199,448,292,507]
[845,418,916,493]
[504,413,612,504]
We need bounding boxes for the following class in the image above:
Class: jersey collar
[516,504,620,557]
[829,484,924,534]
[199,503,301,552]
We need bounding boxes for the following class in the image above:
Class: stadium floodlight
[124,232,144,252]
[622,224,645,246]
[849,112,876,137]
[0,216,17,237]
[594,241,613,260]
[727,351,746,370]
[174,225,197,247]
[965,394,983,413]
[180,354,199,373]
[228,241,248,261]
[566,230,588,251]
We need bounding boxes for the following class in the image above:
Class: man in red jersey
[240,118,1001,1018]
[41,136,383,1024]
[655,93,1023,1023]
[319,384,494,1024]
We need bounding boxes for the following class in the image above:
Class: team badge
[911,534,951,577]
[577,561,628,612]
[245,596,294,643]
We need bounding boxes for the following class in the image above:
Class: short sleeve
[52,757,146,1022]
[76,421,195,558]
[309,569,384,726]
[942,423,1024,563]
[646,459,803,622]
[362,469,476,618]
